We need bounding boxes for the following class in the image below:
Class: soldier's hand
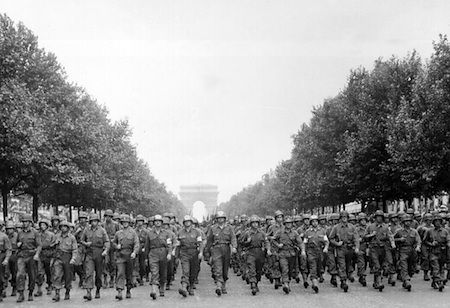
[116,244,122,250]
[167,253,172,261]
[131,252,136,259]
[1,259,8,266]
[85,242,92,247]
[17,242,22,248]
[301,251,306,257]
[267,250,272,256]
[354,248,359,254]
[247,237,252,243]
[323,248,328,254]
[101,250,108,257]
[69,259,76,265]
[336,241,343,247]
[33,254,39,261]
[231,247,237,254]
[198,252,203,260]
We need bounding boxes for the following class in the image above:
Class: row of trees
[222,35,450,217]
[0,14,184,221]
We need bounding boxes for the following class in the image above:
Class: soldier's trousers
[429,247,447,282]
[398,247,416,282]
[306,249,322,280]
[52,252,73,290]
[16,255,36,291]
[336,246,354,280]
[149,247,168,286]
[105,249,116,280]
[327,248,337,275]
[116,255,133,290]
[137,251,147,279]
[0,253,6,293]
[420,246,430,271]
[180,248,199,286]
[356,249,367,277]
[8,253,17,289]
[245,249,265,283]
[83,251,103,289]
[369,245,393,276]
[268,254,281,279]
[211,244,231,284]
[36,251,52,287]
[279,252,296,283]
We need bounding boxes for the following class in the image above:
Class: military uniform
[5,223,18,296]
[103,215,121,287]
[135,222,149,285]
[0,230,12,301]
[303,221,328,292]
[36,221,56,296]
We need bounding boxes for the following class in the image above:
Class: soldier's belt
[149,245,166,249]
[213,243,230,247]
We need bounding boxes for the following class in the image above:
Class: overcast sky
[2,0,450,203]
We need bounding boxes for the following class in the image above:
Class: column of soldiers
[1,206,450,303]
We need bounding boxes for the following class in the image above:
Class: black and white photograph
[1,1,450,307]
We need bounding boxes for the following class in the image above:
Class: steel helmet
[89,213,100,222]
[348,214,356,221]
[401,215,412,222]
[433,213,445,222]
[406,208,414,215]
[104,209,114,217]
[153,215,163,222]
[310,215,319,221]
[266,215,274,221]
[135,214,145,222]
[192,217,199,224]
[59,220,70,228]
[284,216,294,224]
[423,213,433,220]
[357,213,367,221]
[330,213,340,220]
[5,221,15,229]
[340,211,349,218]
[374,210,384,217]
[302,214,311,220]
[183,215,193,223]
[250,215,260,223]
[216,211,226,219]
[21,214,33,222]
[39,219,51,227]
[113,212,121,220]
[79,212,88,219]
[318,214,327,221]
[274,210,284,217]
[120,214,131,223]
[240,214,248,221]
[162,217,170,225]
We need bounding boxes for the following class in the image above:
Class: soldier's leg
[27,257,37,292]
[159,257,168,288]
[36,259,44,289]
[279,256,289,284]
[180,253,190,286]
[246,254,257,284]
[43,257,52,289]
[9,255,17,293]
[16,257,26,292]
[94,255,103,290]
[336,248,347,280]
[398,251,409,282]
[125,259,134,291]
[211,247,224,284]
[83,256,94,289]
[116,262,125,290]
[138,252,146,282]
[345,248,355,280]
[149,253,160,287]
[52,259,63,290]
[222,246,231,284]
[63,256,74,291]
[0,254,5,297]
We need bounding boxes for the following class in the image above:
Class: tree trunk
[1,187,8,220]
[360,200,366,213]
[32,193,39,222]
[54,204,59,216]
[69,205,72,222]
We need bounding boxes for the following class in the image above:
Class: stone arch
[179,184,218,219]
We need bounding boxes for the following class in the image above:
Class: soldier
[205,210,237,296]
[266,210,284,289]
[418,213,433,281]
[240,215,269,295]
[355,213,369,286]
[273,216,302,294]
[51,220,78,301]
[388,213,402,286]
[145,214,173,299]
[102,209,120,288]
[162,217,177,290]
[317,214,328,282]
[393,214,421,291]
[326,213,340,287]
[50,215,61,234]
[5,221,18,296]
[80,213,110,300]
[73,211,88,288]
[113,215,139,300]
[422,213,450,291]
[302,215,328,293]
[176,215,204,297]
[16,214,42,302]
[35,218,56,297]
[365,210,395,292]
[329,211,359,292]
[134,214,148,286]
[0,225,11,302]
[297,214,311,288]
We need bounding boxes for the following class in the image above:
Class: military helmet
[293,215,301,222]
[433,213,445,222]
[89,213,100,222]
[423,213,433,220]
[216,211,226,219]
[183,215,193,223]
[401,214,412,222]
[135,214,145,222]
[250,215,260,223]
[406,208,414,215]
[148,216,155,222]
[163,212,171,218]
[15,222,23,228]
[79,211,88,219]
[274,210,284,217]
[340,210,349,218]
[318,214,327,221]
[21,214,33,222]
[59,220,70,228]
[439,205,448,213]
[51,215,61,221]
[348,214,356,221]
[5,221,15,229]
[330,213,340,220]
[153,215,163,222]
[302,214,311,220]
[240,214,248,221]
[192,217,199,224]
[39,219,51,227]
[265,215,274,221]
[389,213,398,219]
[120,214,131,223]
[310,215,319,221]
[357,213,367,221]
[414,211,421,218]
[113,212,121,220]
[104,209,114,217]
[162,217,170,225]
[374,210,384,217]
[284,216,294,224]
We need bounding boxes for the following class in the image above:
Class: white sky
[2,0,450,203]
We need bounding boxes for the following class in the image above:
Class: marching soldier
[393,214,421,291]
[266,210,284,289]
[0,226,11,302]
[135,215,149,286]
[273,216,302,294]
[51,220,78,301]
[50,215,61,235]
[162,217,177,290]
[5,221,18,296]
[365,210,395,292]
[113,214,139,300]
[241,215,269,295]
[329,211,359,292]
[103,209,120,288]
[146,214,173,299]
[35,218,55,297]
[16,214,42,302]
[355,213,369,286]
[422,213,450,291]
[81,213,110,300]
[176,215,204,297]
[73,211,88,288]
[205,210,237,296]
[302,215,328,293]
[418,213,433,281]
[326,213,340,287]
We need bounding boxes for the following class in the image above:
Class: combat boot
[255,283,260,292]
[188,285,195,296]
[319,274,324,283]
[330,274,337,287]
[221,281,227,294]
[340,279,348,292]
[274,278,281,289]
[423,270,430,281]
[83,289,92,301]
[34,285,43,297]
[215,281,222,296]
[348,273,355,283]
[11,287,17,297]
[103,274,108,289]
[178,282,188,297]
[28,290,33,301]
[115,289,123,300]
[282,282,290,294]
[52,289,60,302]
[46,286,52,295]
[374,275,384,292]
[388,274,396,286]
[126,288,131,298]
[251,282,257,295]
[150,284,157,300]
[358,275,367,287]
[312,278,319,293]
[64,289,70,300]
[159,284,165,297]
[402,280,412,292]
[302,273,309,288]
[17,291,24,303]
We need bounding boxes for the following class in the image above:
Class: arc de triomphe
[179,184,218,218]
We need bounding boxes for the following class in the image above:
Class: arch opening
[192,201,206,223]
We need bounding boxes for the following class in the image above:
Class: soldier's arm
[35,230,42,257]
[103,229,110,252]
[230,227,237,249]
[3,235,12,262]
[328,225,339,246]
[133,231,140,255]
[70,236,79,263]
[197,230,205,254]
